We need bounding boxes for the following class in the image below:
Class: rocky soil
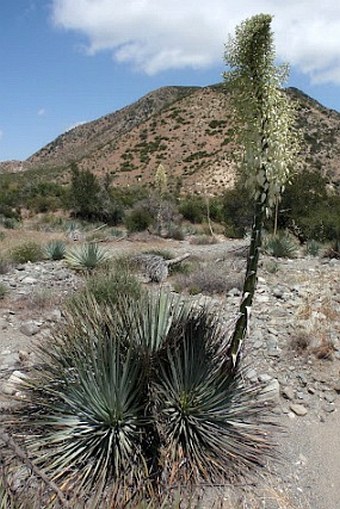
[1,236,340,508]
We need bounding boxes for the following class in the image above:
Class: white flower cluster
[224,14,300,215]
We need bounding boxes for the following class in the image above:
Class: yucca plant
[304,239,322,257]
[263,231,298,258]
[4,290,276,506]
[65,242,111,270]
[44,240,66,260]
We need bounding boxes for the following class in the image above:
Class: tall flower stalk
[224,14,300,366]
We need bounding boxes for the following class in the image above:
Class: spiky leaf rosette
[5,291,277,503]
[65,242,111,270]
[153,310,276,483]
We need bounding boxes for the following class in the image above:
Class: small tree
[224,14,300,366]
[70,162,101,220]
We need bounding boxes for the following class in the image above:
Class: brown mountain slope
[1,84,340,193]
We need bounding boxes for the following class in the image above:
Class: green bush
[84,261,142,305]
[179,196,206,223]
[222,185,253,238]
[10,241,45,264]
[125,206,153,232]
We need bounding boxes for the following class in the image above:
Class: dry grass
[0,227,66,258]
[173,260,243,295]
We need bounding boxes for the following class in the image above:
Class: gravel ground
[1,235,339,508]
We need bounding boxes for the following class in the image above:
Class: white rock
[2,370,28,395]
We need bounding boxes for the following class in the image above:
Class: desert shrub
[28,288,57,309]
[179,196,206,223]
[222,185,253,238]
[263,231,299,258]
[168,261,193,276]
[65,243,111,270]
[290,330,311,352]
[44,240,66,260]
[279,171,340,241]
[2,217,20,229]
[0,231,5,241]
[110,227,125,238]
[10,241,44,264]
[84,261,142,306]
[165,223,185,240]
[323,238,340,259]
[5,290,275,504]
[174,262,243,295]
[0,256,11,274]
[142,249,175,260]
[263,260,279,274]
[69,163,101,220]
[0,282,8,299]
[189,234,218,245]
[125,206,153,232]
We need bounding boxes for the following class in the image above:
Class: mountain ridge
[1,84,340,194]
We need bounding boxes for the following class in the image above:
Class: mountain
[1,84,340,193]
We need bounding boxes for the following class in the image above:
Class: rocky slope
[1,84,340,193]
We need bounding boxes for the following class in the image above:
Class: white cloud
[52,0,340,83]
[37,108,46,116]
[0,129,3,140]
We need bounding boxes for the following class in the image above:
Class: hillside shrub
[179,196,206,223]
[222,185,253,238]
[125,206,153,232]
[278,170,340,241]
[69,163,101,220]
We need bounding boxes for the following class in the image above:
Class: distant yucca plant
[65,242,111,270]
[44,240,66,260]
[5,291,276,505]
[304,239,322,257]
[263,231,298,258]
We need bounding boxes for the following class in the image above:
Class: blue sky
[1,0,340,162]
